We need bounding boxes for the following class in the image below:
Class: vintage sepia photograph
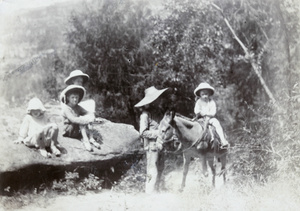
[0,0,300,210]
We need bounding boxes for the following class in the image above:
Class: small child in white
[193,82,229,149]
[14,98,61,157]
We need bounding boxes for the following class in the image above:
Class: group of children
[14,70,102,157]
[15,69,228,158]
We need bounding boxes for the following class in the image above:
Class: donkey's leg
[180,153,191,192]
[201,154,208,177]
[220,156,227,184]
[207,158,216,187]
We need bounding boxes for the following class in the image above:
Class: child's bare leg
[89,137,101,149]
[88,124,101,149]
[80,125,92,151]
[44,124,61,156]
[34,132,51,158]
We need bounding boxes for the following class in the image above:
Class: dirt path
[1,167,236,211]
[9,191,203,211]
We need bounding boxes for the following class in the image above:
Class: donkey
[158,111,228,192]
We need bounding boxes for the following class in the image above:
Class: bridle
[159,119,183,154]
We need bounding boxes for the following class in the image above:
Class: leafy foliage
[112,157,146,193]
[51,171,103,195]
[65,0,156,125]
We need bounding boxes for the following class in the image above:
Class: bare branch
[211,2,276,103]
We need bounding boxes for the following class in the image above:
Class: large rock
[0,121,141,172]
[0,101,142,194]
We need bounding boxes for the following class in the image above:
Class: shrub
[112,157,146,193]
[51,171,103,195]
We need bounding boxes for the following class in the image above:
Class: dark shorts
[62,124,82,139]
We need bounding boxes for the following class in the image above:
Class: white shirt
[194,98,217,117]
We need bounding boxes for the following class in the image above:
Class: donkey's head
[158,110,176,142]
[158,111,182,152]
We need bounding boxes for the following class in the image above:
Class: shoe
[39,149,51,158]
[220,144,229,149]
[51,145,61,156]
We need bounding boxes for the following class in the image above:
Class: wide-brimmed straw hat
[60,85,86,104]
[134,86,169,107]
[64,70,89,85]
[27,98,46,114]
[194,82,215,96]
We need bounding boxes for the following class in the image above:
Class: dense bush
[230,98,300,183]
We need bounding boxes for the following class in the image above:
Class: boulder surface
[0,101,142,194]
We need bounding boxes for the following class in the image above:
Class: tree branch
[211,2,276,103]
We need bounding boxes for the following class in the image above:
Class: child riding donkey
[192,82,229,150]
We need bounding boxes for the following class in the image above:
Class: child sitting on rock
[64,69,105,138]
[60,85,100,151]
[14,97,61,158]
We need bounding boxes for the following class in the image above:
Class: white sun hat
[64,70,90,85]
[134,86,169,107]
[194,82,215,97]
[26,98,46,114]
[60,85,86,104]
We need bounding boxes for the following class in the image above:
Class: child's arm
[139,112,158,139]
[63,105,94,125]
[193,100,204,121]
[14,115,30,144]
[78,106,95,122]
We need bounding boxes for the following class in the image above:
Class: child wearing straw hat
[14,97,61,158]
[63,70,103,148]
[193,82,229,149]
[60,85,97,151]
[135,86,169,194]
[64,69,90,86]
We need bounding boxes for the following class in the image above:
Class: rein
[160,126,183,154]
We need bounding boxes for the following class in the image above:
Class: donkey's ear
[170,110,175,120]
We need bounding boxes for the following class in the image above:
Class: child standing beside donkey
[14,98,61,158]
